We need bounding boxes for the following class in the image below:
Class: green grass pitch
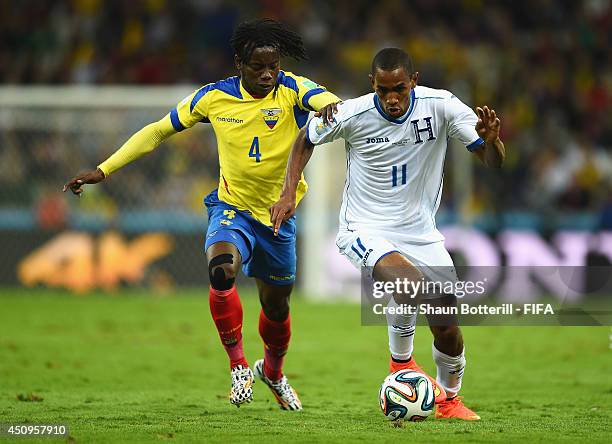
[0,288,610,443]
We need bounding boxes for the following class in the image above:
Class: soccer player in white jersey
[271,48,505,420]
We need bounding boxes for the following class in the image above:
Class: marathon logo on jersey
[216,116,244,124]
[268,273,295,282]
[261,108,282,129]
[366,137,390,143]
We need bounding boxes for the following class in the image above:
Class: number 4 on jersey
[249,137,262,162]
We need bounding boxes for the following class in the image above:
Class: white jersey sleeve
[306,97,373,146]
[444,94,483,151]
[305,103,349,145]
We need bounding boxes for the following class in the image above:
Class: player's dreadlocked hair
[371,48,415,74]
[230,19,308,63]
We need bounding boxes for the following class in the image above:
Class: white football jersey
[306,85,483,242]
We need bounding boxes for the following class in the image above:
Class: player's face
[370,68,417,118]
[236,46,280,97]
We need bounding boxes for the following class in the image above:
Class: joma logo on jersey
[366,137,390,143]
[362,248,374,266]
[261,108,282,129]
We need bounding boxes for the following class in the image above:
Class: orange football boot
[389,357,446,404]
[435,396,480,420]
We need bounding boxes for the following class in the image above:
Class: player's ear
[410,72,419,88]
[369,73,375,90]
[234,54,242,71]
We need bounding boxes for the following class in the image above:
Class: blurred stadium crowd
[1,0,611,231]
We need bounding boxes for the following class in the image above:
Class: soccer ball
[379,370,435,421]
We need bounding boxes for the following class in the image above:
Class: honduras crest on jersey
[261,108,282,129]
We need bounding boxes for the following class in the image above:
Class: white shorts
[335,229,458,291]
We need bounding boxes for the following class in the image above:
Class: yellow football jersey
[169,71,339,226]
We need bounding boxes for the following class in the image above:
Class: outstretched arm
[62,167,106,195]
[270,127,315,235]
[63,84,209,196]
[473,106,505,168]
[62,118,175,195]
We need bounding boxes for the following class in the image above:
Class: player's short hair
[371,48,414,75]
[230,18,308,63]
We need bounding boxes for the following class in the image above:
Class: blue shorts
[204,189,296,286]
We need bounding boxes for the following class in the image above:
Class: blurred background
[0,0,611,297]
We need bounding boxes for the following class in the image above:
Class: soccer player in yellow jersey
[63,19,340,411]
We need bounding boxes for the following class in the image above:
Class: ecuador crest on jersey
[261,108,282,129]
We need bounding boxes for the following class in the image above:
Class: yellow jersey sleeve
[97,86,214,176]
[283,72,340,111]
[170,85,213,131]
[97,118,175,176]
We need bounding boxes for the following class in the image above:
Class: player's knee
[430,324,459,341]
[262,302,289,322]
[208,253,238,291]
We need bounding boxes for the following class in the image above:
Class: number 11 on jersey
[249,137,262,162]
[392,164,407,187]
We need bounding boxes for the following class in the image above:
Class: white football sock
[432,344,465,398]
[386,298,417,361]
